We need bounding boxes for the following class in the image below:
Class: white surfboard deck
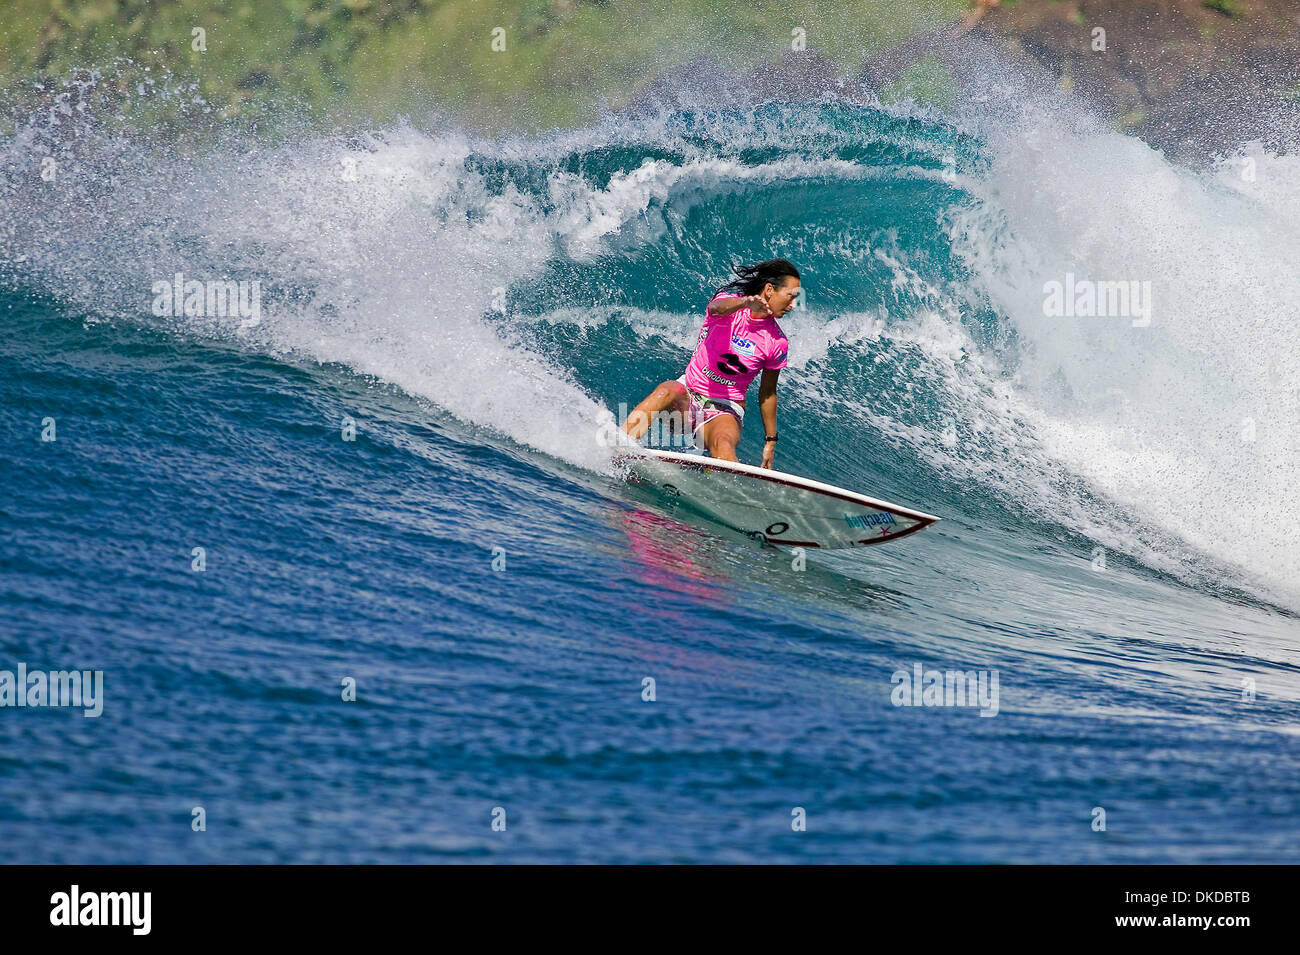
[615,447,939,549]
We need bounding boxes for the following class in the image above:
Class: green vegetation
[0,0,968,132]
[1202,0,1244,17]
[1116,106,1145,131]
[881,55,956,111]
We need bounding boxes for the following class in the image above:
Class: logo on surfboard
[844,512,896,528]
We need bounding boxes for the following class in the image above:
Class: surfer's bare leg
[622,380,689,441]
[698,412,741,462]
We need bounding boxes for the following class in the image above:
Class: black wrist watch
[764,434,778,443]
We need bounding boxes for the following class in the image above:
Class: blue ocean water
[1,67,1298,862]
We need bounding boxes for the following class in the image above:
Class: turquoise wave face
[2,78,1299,862]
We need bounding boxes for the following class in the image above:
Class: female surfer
[621,258,799,468]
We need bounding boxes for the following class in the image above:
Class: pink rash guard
[681,292,789,403]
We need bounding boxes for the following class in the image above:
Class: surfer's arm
[758,368,779,469]
[707,294,765,317]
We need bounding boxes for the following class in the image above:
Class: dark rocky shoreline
[972,0,1300,160]
[620,1,1299,165]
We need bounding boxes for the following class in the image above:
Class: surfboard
[615,447,940,549]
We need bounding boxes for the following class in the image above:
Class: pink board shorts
[676,375,744,450]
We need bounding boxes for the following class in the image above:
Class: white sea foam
[946,75,1300,610]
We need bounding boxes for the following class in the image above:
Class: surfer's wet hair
[716,258,800,297]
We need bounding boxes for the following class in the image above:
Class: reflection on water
[617,505,729,602]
